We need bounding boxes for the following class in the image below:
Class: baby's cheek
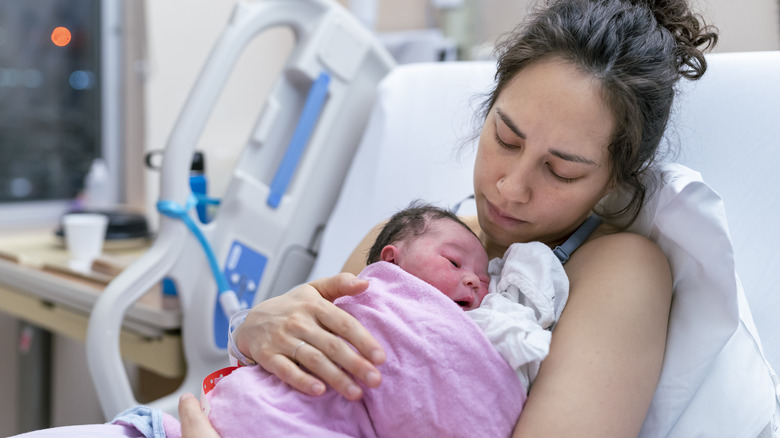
[476,286,489,306]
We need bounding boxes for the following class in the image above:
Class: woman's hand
[179,393,220,438]
[235,273,386,400]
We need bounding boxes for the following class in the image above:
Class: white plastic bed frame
[86,0,395,419]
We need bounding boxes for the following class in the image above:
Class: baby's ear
[380,245,400,264]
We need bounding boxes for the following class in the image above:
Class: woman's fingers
[311,272,370,302]
[290,306,384,399]
[299,275,386,396]
[236,276,385,400]
[309,273,386,365]
[264,296,383,400]
[178,393,221,438]
[314,294,385,361]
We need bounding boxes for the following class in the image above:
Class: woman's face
[473,57,615,255]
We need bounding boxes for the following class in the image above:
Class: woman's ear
[380,245,400,265]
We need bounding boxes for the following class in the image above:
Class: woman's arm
[513,232,672,437]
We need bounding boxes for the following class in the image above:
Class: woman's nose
[497,169,532,203]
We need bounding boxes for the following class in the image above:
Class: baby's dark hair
[366,201,478,265]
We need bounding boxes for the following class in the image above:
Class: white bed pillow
[606,163,776,436]
[308,61,488,280]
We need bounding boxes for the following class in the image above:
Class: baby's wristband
[227,308,256,366]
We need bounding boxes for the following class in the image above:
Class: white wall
[343,0,779,59]
[468,0,779,55]
[704,0,780,52]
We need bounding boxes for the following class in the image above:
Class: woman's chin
[479,225,521,255]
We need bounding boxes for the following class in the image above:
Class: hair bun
[638,0,719,79]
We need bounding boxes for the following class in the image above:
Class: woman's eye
[494,133,519,150]
[553,173,576,183]
[547,164,577,183]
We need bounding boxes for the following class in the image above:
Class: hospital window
[0,0,124,228]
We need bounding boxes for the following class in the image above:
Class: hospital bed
[86,0,780,433]
[309,50,780,436]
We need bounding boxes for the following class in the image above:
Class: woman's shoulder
[460,215,481,235]
[566,230,672,295]
[570,229,669,268]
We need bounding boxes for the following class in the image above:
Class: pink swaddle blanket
[202,261,526,437]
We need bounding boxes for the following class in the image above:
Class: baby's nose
[463,272,479,289]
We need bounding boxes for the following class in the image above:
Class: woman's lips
[486,200,525,227]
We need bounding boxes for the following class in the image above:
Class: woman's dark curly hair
[480,0,718,228]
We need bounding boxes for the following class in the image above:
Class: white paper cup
[63,213,109,272]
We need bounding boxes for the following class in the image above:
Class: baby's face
[394,219,490,310]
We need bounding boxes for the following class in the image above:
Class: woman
[229,0,718,436]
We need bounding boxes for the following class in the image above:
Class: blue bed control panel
[213,240,267,349]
